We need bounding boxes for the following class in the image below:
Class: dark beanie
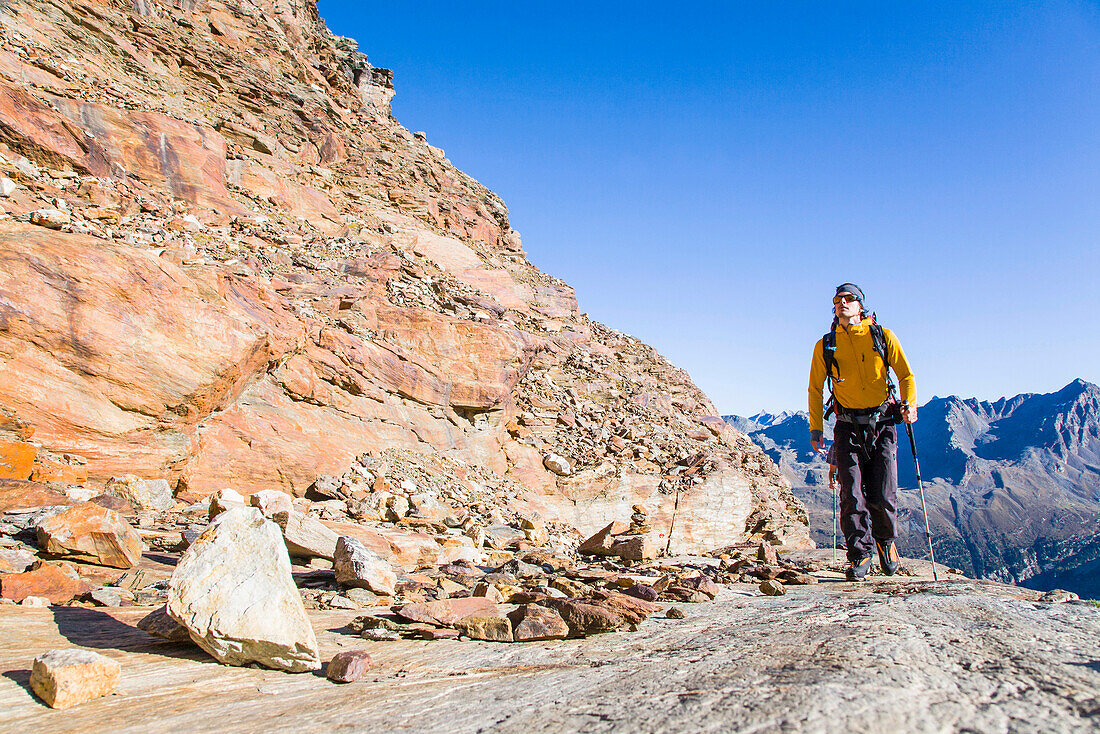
[835,283,865,303]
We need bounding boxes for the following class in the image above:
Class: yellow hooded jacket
[807,321,916,434]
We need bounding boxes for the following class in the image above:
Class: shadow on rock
[50,607,215,663]
[2,669,34,702]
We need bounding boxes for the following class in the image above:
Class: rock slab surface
[166,506,320,672]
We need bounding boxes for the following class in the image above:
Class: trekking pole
[904,421,939,581]
[830,474,838,567]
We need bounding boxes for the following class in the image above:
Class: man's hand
[901,404,918,424]
[828,463,839,493]
[811,437,827,456]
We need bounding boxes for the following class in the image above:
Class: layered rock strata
[0,0,805,551]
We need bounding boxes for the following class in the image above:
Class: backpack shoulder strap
[822,325,838,380]
[869,319,897,398]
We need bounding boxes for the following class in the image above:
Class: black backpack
[822,314,897,420]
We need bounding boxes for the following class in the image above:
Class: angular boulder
[394,597,500,627]
[104,475,173,513]
[577,521,630,556]
[455,614,513,642]
[273,509,339,560]
[30,649,121,709]
[333,536,397,596]
[36,503,143,568]
[166,506,320,672]
[249,489,294,518]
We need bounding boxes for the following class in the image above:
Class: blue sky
[318,1,1100,415]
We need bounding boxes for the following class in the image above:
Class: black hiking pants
[834,420,899,562]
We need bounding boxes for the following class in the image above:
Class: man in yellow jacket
[808,283,916,581]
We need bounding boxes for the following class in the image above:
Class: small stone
[30,209,70,229]
[1039,589,1079,603]
[455,614,513,642]
[759,580,786,596]
[623,583,660,602]
[333,536,396,595]
[327,650,373,682]
[137,606,191,641]
[207,488,247,519]
[88,587,126,607]
[30,649,121,709]
[104,475,173,513]
[549,577,590,597]
[509,604,569,641]
[0,177,16,197]
[345,587,380,606]
[757,542,779,565]
[274,510,339,560]
[394,597,500,627]
[542,453,572,476]
[250,489,294,518]
[666,607,686,619]
[21,595,50,607]
[472,582,505,603]
[361,628,400,642]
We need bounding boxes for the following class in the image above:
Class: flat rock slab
[0,578,1097,732]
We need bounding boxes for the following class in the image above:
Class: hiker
[808,283,916,581]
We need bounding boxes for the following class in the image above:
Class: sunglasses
[832,294,859,305]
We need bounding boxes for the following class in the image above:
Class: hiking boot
[876,539,899,576]
[845,556,873,582]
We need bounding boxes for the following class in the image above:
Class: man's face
[833,291,861,319]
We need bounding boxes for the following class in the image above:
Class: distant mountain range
[725,379,1100,599]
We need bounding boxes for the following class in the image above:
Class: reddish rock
[757,542,779,565]
[542,599,624,637]
[89,495,133,514]
[326,650,373,683]
[0,439,36,480]
[677,574,721,599]
[394,597,500,627]
[589,590,661,628]
[623,583,660,602]
[509,605,569,642]
[0,480,74,512]
[36,502,143,568]
[0,562,89,604]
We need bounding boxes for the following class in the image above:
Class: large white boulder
[166,506,320,672]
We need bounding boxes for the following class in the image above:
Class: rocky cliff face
[0,0,806,552]
[726,379,1100,595]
